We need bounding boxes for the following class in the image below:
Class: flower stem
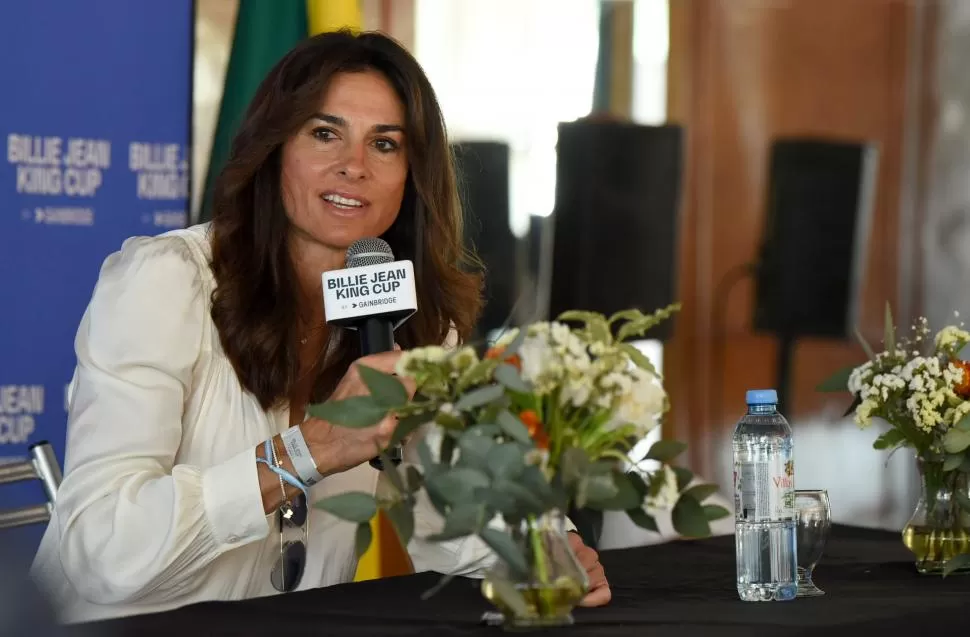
[526,513,552,615]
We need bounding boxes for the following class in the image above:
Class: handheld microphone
[322,237,418,471]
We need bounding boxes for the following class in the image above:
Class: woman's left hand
[567,531,611,607]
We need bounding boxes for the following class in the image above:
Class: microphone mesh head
[346,237,394,268]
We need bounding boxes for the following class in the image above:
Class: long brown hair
[208,30,483,410]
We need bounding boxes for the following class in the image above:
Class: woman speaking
[30,31,609,622]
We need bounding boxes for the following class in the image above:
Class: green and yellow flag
[200,0,411,583]
[200,0,362,223]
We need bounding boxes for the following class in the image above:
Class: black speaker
[452,141,516,339]
[547,120,683,341]
[753,138,879,339]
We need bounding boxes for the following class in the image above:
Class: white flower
[935,325,970,350]
[943,362,965,387]
[516,321,592,395]
[395,345,448,376]
[646,465,679,510]
[560,375,593,408]
[449,346,478,372]
[613,367,665,436]
[854,398,877,428]
[848,361,873,394]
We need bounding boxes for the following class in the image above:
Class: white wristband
[281,426,325,486]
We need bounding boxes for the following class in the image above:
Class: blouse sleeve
[51,235,269,606]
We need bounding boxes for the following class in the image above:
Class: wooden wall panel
[664,0,931,478]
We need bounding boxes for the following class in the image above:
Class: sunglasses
[271,491,308,593]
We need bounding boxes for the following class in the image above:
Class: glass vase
[901,459,970,575]
[480,510,589,631]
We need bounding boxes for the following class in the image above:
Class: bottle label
[734,457,795,521]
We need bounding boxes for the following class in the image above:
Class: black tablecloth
[67,526,968,637]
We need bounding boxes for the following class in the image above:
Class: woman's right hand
[301,350,416,476]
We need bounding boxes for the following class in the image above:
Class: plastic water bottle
[733,389,797,602]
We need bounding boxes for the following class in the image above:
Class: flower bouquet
[818,304,970,576]
[311,305,729,627]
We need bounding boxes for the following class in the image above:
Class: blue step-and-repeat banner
[0,2,194,552]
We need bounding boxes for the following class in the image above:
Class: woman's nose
[336,142,367,180]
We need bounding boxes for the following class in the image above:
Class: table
[69,525,968,636]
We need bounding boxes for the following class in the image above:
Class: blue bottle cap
[745,389,778,405]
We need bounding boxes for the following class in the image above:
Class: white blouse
[29,224,497,624]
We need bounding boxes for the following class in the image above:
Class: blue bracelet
[256,438,309,501]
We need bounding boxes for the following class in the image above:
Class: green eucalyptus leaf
[703,504,731,521]
[961,457,970,474]
[684,483,720,503]
[816,364,855,392]
[673,466,694,491]
[957,412,970,433]
[873,428,907,450]
[943,454,964,473]
[406,466,424,493]
[389,412,429,449]
[943,428,970,454]
[315,492,378,523]
[561,446,591,489]
[495,363,531,393]
[385,501,415,547]
[440,434,457,466]
[672,496,711,538]
[587,471,641,511]
[467,423,502,437]
[357,364,409,408]
[416,439,437,474]
[645,440,687,463]
[307,396,388,428]
[494,479,545,514]
[627,471,649,498]
[497,410,532,445]
[483,488,519,517]
[426,502,483,541]
[381,452,406,494]
[458,429,495,470]
[426,468,491,505]
[455,384,505,411]
[486,443,525,480]
[519,465,555,508]
[943,553,970,578]
[480,528,529,579]
[626,507,659,532]
[354,522,372,560]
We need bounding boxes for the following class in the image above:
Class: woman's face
[281,69,408,252]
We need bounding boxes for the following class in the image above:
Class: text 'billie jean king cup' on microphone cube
[322,237,418,353]
[321,237,418,470]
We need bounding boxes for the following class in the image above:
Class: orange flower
[519,409,549,450]
[952,359,970,399]
[485,345,521,371]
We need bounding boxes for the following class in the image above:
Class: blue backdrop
[0,2,194,553]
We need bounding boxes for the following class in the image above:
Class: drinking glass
[795,489,831,597]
